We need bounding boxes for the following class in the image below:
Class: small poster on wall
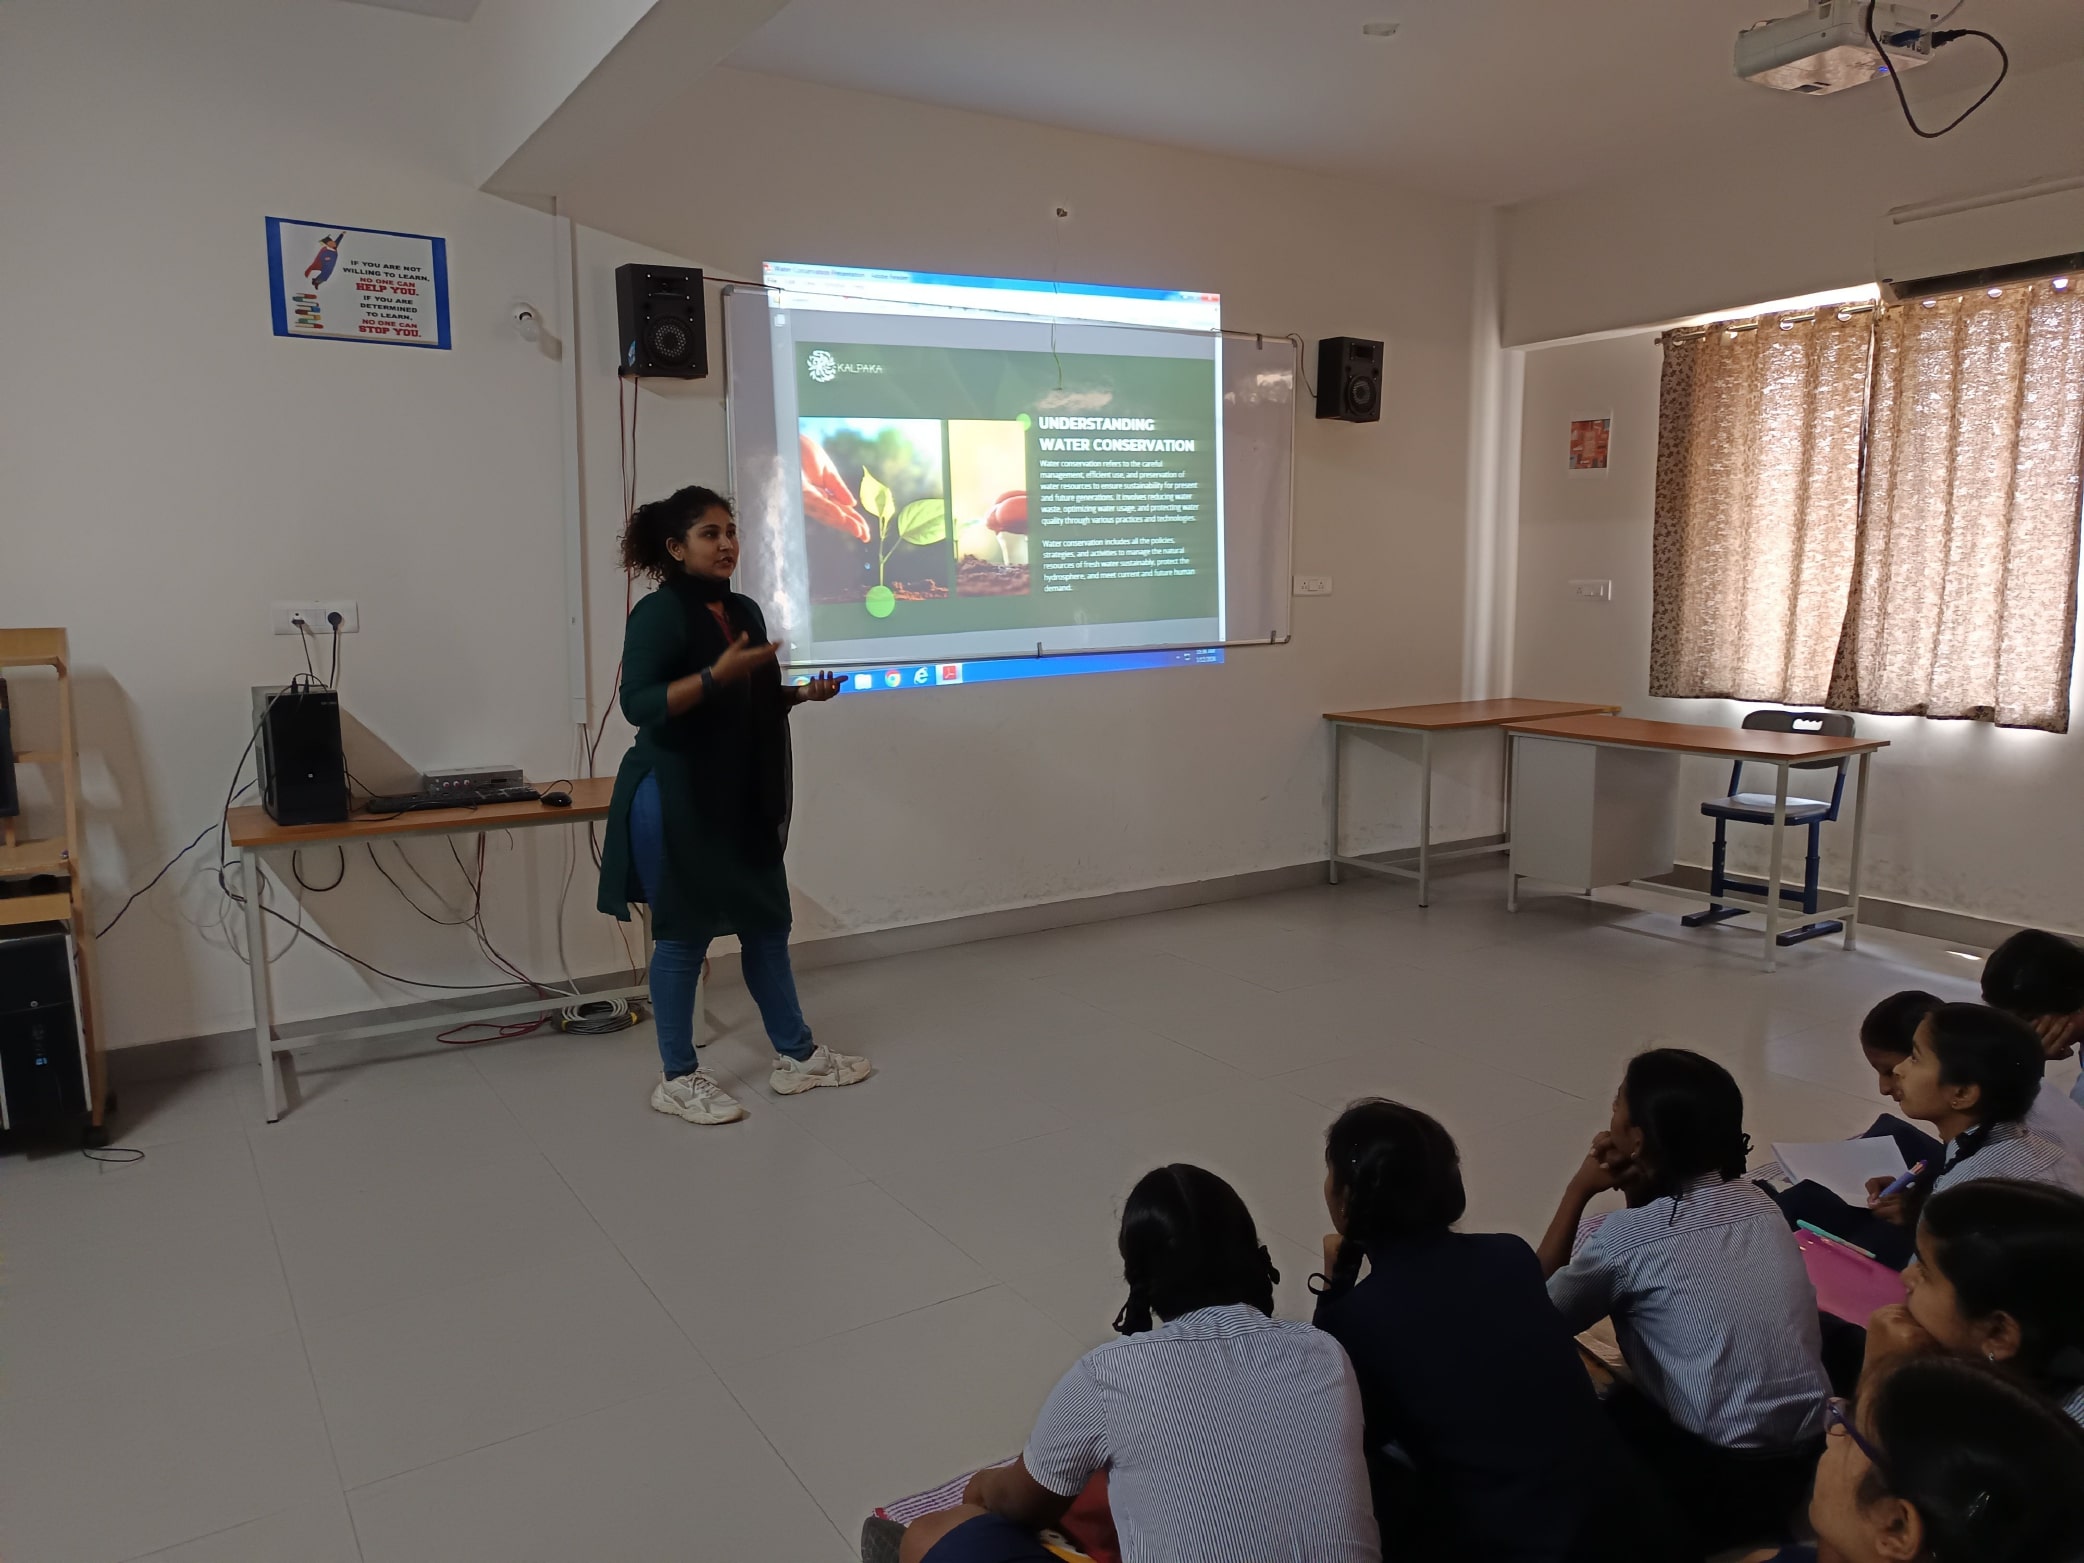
[265,217,451,349]
[1568,416,1611,471]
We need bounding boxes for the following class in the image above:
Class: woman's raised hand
[711,632,779,684]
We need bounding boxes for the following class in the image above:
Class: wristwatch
[699,667,717,700]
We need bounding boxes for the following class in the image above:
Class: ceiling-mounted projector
[1736,1,1942,94]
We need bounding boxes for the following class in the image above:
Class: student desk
[1323,699,1620,905]
[1501,714,1888,971]
[227,778,653,1122]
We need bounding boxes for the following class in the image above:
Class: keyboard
[362,785,542,814]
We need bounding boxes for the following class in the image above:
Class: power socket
[1293,575,1333,597]
[1570,579,1613,602]
[272,601,360,636]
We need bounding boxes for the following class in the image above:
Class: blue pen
[1876,1160,1928,1200]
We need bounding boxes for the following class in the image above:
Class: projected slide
[729,262,1267,677]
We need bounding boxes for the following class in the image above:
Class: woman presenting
[597,484,871,1124]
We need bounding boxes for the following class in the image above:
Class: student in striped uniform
[1741,1357,2084,1563]
[1981,928,2084,1112]
[1538,1049,1830,1557]
[1311,1100,1686,1562]
[1861,1180,2084,1430]
[898,1164,1379,1563]
[1863,1003,2084,1232]
[1771,991,2084,1269]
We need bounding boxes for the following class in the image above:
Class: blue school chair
[1681,709,1856,947]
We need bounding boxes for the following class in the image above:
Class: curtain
[1650,307,1873,705]
[1829,280,2084,733]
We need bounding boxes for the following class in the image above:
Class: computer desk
[227,778,657,1121]
[1502,713,1888,971]
[1323,698,1621,905]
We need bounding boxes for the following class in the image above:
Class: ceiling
[723,0,2084,205]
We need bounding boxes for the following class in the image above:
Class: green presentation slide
[794,342,1220,642]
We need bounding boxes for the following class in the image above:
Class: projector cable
[1866,3,2008,140]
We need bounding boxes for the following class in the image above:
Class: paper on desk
[1772,1138,1907,1206]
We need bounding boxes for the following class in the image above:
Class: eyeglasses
[1824,1396,1888,1473]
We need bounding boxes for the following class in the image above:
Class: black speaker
[0,925,86,1134]
[615,264,707,379]
[252,685,349,826]
[1315,336,1384,423]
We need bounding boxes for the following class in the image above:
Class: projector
[1736,1,1941,94]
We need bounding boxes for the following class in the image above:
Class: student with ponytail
[1539,1049,1829,1555]
[1744,1356,2084,1563]
[1863,1003,2084,1229]
[899,1165,1377,1563]
[1312,1100,1683,1562]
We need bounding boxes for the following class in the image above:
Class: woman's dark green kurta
[596,576,796,941]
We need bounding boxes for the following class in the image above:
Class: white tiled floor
[3,868,2028,1562]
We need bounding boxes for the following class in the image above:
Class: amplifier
[421,765,525,798]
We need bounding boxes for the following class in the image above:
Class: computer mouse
[542,790,572,808]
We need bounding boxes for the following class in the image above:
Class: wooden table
[228,778,653,1121]
[1323,699,1620,905]
[1501,714,1888,970]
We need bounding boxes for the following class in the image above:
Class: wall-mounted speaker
[1315,336,1383,423]
[615,264,707,379]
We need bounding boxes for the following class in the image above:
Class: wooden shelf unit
[1,628,106,1138]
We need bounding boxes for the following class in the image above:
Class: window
[1651,277,2084,732]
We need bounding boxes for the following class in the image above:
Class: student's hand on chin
[2035,1012,2081,1061]
[1569,1146,1621,1197]
[1863,1303,1940,1373]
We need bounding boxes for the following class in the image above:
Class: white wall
[0,0,607,1049]
[1513,333,2084,935]
[557,68,1492,941]
[3,7,1492,1047]
[1499,57,2084,346]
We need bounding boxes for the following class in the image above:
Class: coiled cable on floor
[557,998,643,1035]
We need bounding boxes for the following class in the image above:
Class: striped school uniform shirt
[1023,1303,1380,1563]
[1933,1120,2084,1195]
[1548,1175,1830,1450]
[2026,1078,2084,1162]
[2064,1384,2084,1431]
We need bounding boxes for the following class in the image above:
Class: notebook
[1797,1230,1907,1322]
[1772,1137,1908,1206]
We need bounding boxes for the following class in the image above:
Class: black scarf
[658,570,790,864]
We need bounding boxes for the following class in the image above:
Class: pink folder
[1797,1230,1907,1323]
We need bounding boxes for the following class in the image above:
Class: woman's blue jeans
[629,772,815,1079]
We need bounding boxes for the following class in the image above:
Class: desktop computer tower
[252,685,349,825]
[0,923,88,1134]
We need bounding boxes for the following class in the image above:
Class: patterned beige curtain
[1650,307,1873,704]
[1829,280,2084,733]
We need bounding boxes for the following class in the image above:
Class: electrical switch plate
[1570,579,1613,601]
[271,601,360,635]
[1293,575,1333,597]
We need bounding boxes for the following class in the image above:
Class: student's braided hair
[1316,1099,1465,1301]
[1113,1164,1279,1335]
[1908,1004,2046,1202]
[1620,1048,1751,1203]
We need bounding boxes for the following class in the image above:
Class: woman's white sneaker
[650,1071,747,1124]
[769,1045,873,1095]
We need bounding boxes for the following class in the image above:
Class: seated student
[1538,1048,1829,1556]
[1742,1357,2084,1563]
[1981,927,2084,1110]
[1862,1179,2084,1427]
[1863,1003,2084,1235]
[899,1163,1378,1563]
[1774,991,2084,1266]
[1311,1099,1685,1563]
